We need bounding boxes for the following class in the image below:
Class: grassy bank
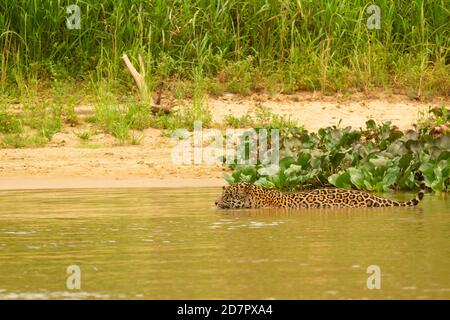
[0,0,449,98]
[0,0,449,148]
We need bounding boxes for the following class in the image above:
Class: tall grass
[0,0,448,96]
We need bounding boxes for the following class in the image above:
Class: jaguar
[215,172,425,209]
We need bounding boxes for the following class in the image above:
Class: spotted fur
[216,172,426,209]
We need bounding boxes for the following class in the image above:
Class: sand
[1,92,448,190]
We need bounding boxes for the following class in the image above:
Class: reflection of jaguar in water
[216,172,425,209]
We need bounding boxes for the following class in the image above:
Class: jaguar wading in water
[215,172,426,209]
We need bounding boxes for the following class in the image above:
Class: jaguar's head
[215,183,254,209]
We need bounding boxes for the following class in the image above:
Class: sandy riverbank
[1,92,448,190]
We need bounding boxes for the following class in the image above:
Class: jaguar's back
[215,172,425,209]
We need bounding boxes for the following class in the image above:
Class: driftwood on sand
[121,53,172,114]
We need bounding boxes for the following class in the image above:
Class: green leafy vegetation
[0,0,448,97]
[224,107,297,130]
[225,107,450,192]
[0,91,214,147]
[0,111,22,133]
[88,99,212,142]
[0,101,63,147]
[1,1,448,148]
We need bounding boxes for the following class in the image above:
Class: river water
[0,188,448,299]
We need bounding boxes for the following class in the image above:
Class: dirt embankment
[1,92,448,190]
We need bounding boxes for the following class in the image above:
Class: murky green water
[0,188,448,300]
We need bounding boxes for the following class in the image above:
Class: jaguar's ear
[238,185,249,197]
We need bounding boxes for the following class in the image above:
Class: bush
[225,109,450,192]
[0,112,22,134]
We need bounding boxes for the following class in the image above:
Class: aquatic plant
[225,108,450,192]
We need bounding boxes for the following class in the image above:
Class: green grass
[225,107,298,130]
[88,90,212,143]
[0,83,213,147]
[75,130,92,141]
[0,0,448,97]
[0,0,448,147]
[76,142,104,149]
[1,132,48,148]
[0,100,64,147]
[0,111,22,133]
[225,114,255,128]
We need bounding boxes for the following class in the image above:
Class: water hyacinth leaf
[437,150,450,162]
[403,130,419,141]
[435,160,449,179]
[369,157,390,167]
[330,128,343,145]
[420,134,434,143]
[287,175,301,185]
[382,168,400,191]
[232,165,257,182]
[328,173,339,186]
[255,178,276,189]
[284,164,302,176]
[330,152,346,166]
[405,139,421,152]
[340,131,361,147]
[343,152,356,166]
[386,141,408,156]
[304,169,320,181]
[427,146,444,159]
[223,173,234,184]
[329,171,352,189]
[363,180,374,191]
[318,128,327,138]
[270,175,283,189]
[366,120,377,131]
[440,160,450,178]
[279,156,297,171]
[389,130,403,142]
[239,174,253,183]
[419,163,436,188]
[297,152,312,168]
[436,135,450,150]
[310,156,322,169]
[398,154,413,170]
[348,167,365,190]
[257,164,279,176]
[431,177,445,192]
[298,174,311,183]
[398,170,414,190]
[374,181,385,193]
